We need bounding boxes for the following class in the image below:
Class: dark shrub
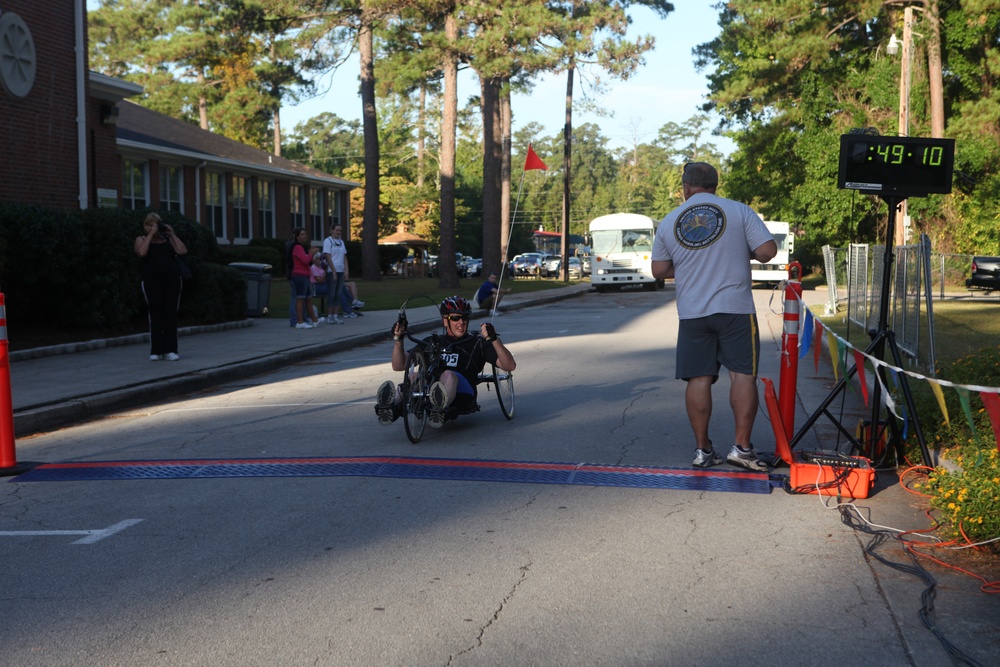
[0,203,247,335]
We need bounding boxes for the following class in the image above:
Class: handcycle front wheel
[402,350,430,443]
[493,366,515,420]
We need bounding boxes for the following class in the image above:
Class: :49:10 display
[870,144,944,165]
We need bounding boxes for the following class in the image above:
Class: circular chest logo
[674,203,726,249]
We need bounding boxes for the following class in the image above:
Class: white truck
[751,220,794,284]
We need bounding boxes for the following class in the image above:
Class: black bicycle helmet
[439,296,472,317]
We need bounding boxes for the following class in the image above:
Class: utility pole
[895,6,914,247]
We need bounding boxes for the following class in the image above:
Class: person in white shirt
[322,223,349,324]
[651,162,777,473]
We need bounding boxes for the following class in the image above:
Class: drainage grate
[13,456,771,494]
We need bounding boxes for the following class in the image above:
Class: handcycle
[395,298,514,444]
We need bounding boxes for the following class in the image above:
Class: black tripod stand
[787,194,933,468]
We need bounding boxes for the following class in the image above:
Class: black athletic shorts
[675,313,760,381]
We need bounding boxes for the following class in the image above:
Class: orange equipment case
[789,452,875,499]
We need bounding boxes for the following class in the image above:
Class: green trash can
[228,262,272,317]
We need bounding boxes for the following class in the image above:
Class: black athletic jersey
[414,332,498,388]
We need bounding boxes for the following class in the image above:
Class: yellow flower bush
[916,345,1000,546]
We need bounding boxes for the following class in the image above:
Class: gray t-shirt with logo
[652,192,773,319]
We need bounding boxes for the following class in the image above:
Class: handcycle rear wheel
[402,350,430,443]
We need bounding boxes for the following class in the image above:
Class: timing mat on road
[13,456,772,494]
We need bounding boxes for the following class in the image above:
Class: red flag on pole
[524,144,547,171]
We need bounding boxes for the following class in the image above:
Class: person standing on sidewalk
[134,212,188,361]
[651,162,777,472]
[287,228,314,329]
[322,223,350,324]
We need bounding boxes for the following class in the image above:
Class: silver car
[540,255,561,277]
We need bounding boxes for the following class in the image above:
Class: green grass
[263,275,588,319]
[812,299,1000,368]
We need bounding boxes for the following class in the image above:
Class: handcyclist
[375,296,516,427]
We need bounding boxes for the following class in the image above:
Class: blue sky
[286,3,733,155]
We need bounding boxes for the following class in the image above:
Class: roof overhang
[117,138,359,189]
[88,71,144,102]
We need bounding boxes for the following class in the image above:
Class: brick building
[0,0,356,245]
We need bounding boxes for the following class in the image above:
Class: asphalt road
[2,290,997,666]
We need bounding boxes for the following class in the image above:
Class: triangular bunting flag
[800,310,813,359]
[826,330,839,381]
[929,380,950,428]
[955,386,976,436]
[888,369,907,436]
[813,319,823,372]
[853,349,870,406]
[978,392,1000,452]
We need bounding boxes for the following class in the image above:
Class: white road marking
[0,519,144,544]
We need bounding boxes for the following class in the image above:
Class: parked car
[463,257,482,277]
[507,254,521,276]
[566,256,583,279]
[580,255,591,276]
[537,255,583,279]
[966,256,1000,290]
[513,254,544,276]
[540,255,561,277]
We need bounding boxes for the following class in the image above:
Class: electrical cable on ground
[792,463,989,665]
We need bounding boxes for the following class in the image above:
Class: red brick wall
[0,1,82,208]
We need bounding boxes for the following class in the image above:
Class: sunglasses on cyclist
[445,314,469,322]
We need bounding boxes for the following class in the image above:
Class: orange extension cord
[898,465,1000,595]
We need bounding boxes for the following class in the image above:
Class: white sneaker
[295,322,314,329]
[329,315,344,324]
[149,354,162,361]
[311,318,324,326]
[164,352,180,361]
[726,444,768,472]
[345,312,359,319]
[353,300,365,308]
[490,310,502,317]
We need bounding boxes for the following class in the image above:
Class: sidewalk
[8,284,592,438]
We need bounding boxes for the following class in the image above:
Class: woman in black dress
[134,213,188,361]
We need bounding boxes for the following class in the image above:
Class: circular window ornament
[0,12,36,98]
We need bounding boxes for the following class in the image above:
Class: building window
[234,176,251,242]
[309,188,323,240]
[258,179,275,238]
[290,184,303,227]
[122,159,147,210]
[159,165,183,212]
[206,172,225,240]
[327,189,340,227]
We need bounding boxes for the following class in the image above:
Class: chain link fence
[822,241,985,374]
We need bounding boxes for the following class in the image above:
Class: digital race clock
[837,134,955,197]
